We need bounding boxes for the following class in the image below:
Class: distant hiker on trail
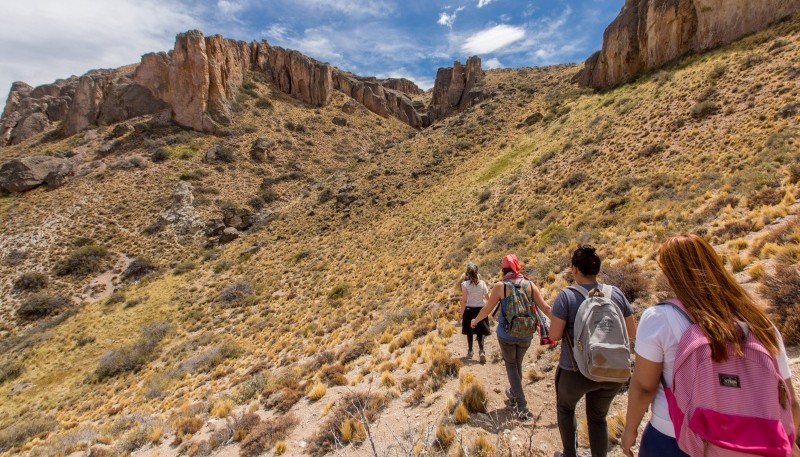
[622,234,800,457]
[471,254,552,420]
[460,262,490,362]
[549,245,637,457]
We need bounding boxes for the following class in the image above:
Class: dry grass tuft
[308,391,388,457]
[469,432,496,457]
[240,413,298,457]
[435,420,455,451]
[307,382,328,401]
[453,403,469,424]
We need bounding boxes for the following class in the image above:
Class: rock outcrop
[429,56,485,123]
[0,155,74,192]
[1,30,486,145]
[332,72,428,128]
[157,182,205,236]
[576,0,800,88]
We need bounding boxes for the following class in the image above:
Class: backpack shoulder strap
[566,285,589,299]
[600,284,614,299]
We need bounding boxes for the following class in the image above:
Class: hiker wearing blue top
[471,254,552,420]
[549,245,637,457]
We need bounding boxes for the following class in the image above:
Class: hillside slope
[0,15,799,457]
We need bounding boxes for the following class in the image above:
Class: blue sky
[0,0,624,110]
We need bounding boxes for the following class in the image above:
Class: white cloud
[265,24,290,41]
[0,0,198,110]
[437,6,464,28]
[291,0,395,17]
[462,24,525,54]
[477,0,497,7]
[484,57,503,69]
[217,0,245,17]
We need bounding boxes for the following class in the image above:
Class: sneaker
[515,409,533,421]
[554,452,563,457]
[467,350,473,359]
[505,388,516,405]
[479,351,486,364]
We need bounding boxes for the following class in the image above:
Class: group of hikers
[458,235,800,457]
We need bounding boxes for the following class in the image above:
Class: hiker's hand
[470,318,477,328]
[621,428,636,457]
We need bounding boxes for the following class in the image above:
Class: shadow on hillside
[468,405,558,436]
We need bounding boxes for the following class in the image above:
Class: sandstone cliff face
[333,72,427,128]
[1,31,484,145]
[577,0,800,88]
[429,56,485,123]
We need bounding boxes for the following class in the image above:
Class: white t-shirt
[461,280,488,308]
[635,304,792,437]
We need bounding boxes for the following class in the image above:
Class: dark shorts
[462,306,491,335]
[639,423,689,457]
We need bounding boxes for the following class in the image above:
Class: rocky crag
[0,31,484,147]
[576,0,800,88]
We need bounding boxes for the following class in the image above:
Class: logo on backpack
[568,284,631,383]
[501,280,538,338]
[660,299,795,457]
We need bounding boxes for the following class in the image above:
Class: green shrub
[255,97,273,110]
[17,293,68,321]
[94,323,170,381]
[13,272,49,292]
[123,258,156,281]
[54,245,109,276]
[0,362,24,384]
[0,417,57,452]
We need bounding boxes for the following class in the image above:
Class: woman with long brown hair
[460,262,490,362]
[622,234,800,456]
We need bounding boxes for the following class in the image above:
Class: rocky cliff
[576,0,800,88]
[429,56,485,123]
[0,31,484,146]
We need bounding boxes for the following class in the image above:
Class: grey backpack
[567,284,631,383]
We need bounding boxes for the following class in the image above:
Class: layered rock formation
[429,56,485,123]
[577,0,800,88]
[1,30,485,146]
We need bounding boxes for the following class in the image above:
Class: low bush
[17,293,68,321]
[0,417,57,452]
[308,392,387,457]
[123,258,156,281]
[600,262,650,303]
[150,147,169,162]
[94,323,170,381]
[217,281,254,306]
[240,414,298,457]
[691,101,720,120]
[54,244,109,276]
[0,362,24,384]
[13,272,49,292]
[561,172,587,189]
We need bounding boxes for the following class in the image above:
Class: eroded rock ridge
[1,30,486,146]
[577,0,800,88]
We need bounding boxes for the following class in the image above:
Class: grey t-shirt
[552,283,633,370]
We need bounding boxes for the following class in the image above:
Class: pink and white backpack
[659,299,795,457]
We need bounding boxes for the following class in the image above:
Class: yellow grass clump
[274,440,287,455]
[469,432,496,457]
[307,382,328,401]
[380,371,395,388]
[435,420,456,450]
[211,398,234,418]
[453,403,469,424]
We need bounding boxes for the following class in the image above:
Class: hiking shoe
[479,351,486,364]
[467,350,473,359]
[505,388,516,405]
[554,452,563,457]
[515,409,533,421]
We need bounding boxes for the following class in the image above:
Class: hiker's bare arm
[624,315,637,344]
[529,283,553,320]
[549,316,566,341]
[622,355,662,457]
[470,282,503,327]
[787,378,800,451]
[460,285,467,318]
